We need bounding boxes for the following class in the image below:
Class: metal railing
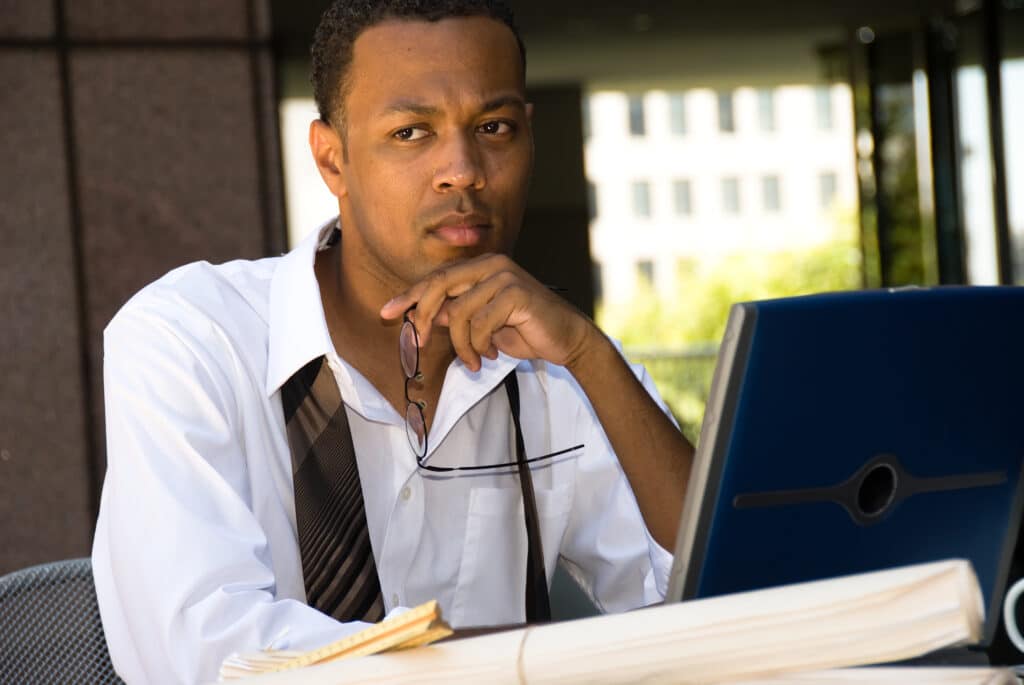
[624,344,720,444]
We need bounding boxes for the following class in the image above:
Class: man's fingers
[443,272,516,370]
[405,256,521,350]
[468,290,523,363]
[378,254,517,323]
[412,267,477,348]
[445,297,479,370]
[378,254,542,366]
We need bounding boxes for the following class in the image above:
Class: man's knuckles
[490,269,519,288]
[424,268,450,292]
[469,310,499,339]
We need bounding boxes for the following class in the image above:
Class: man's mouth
[427,213,491,247]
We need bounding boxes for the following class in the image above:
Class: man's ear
[309,120,347,198]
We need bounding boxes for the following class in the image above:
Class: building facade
[585,85,857,304]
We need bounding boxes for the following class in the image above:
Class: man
[92,1,694,682]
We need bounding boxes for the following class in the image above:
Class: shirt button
[400,486,412,501]
[391,593,400,607]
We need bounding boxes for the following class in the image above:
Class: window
[673,179,693,216]
[668,93,686,135]
[636,259,655,287]
[757,89,776,132]
[628,95,646,136]
[717,91,735,133]
[815,86,834,130]
[819,171,838,208]
[631,180,652,217]
[762,175,781,212]
[721,177,741,214]
[586,180,598,219]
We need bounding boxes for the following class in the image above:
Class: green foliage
[600,239,862,347]
[598,237,863,442]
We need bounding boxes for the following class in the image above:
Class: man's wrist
[563,319,614,380]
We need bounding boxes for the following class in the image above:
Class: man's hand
[381,252,693,550]
[379,253,597,371]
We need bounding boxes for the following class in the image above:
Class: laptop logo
[732,454,1006,526]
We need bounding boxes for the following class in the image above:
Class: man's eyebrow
[381,95,526,117]
[382,101,441,117]
[480,95,527,113]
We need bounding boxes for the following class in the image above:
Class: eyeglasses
[400,306,583,473]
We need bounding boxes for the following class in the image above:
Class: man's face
[331,16,533,289]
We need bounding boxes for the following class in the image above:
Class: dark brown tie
[281,356,385,622]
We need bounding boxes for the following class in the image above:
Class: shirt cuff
[646,538,674,603]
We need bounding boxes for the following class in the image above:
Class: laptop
[665,286,1024,646]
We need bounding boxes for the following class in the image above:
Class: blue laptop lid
[673,286,1024,645]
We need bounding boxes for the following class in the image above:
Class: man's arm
[379,254,693,550]
[562,325,693,549]
[94,297,367,683]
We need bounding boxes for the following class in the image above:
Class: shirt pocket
[449,483,573,627]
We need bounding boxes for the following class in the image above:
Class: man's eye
[479,121,514,135]
[394,127,429,141]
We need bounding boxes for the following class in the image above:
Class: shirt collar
[265,219,339,397]
[426,352,521,456]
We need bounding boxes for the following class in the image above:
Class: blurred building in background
[584,85,857,304]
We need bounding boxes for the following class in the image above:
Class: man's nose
[432,133,485,192]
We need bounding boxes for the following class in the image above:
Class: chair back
[0,557,122,683]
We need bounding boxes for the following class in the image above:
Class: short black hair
[310,0,526,127]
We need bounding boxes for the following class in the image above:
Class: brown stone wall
[0,0,285,574]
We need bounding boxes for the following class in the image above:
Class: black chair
[0,558,123,683]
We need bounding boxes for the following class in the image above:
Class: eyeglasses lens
[399,319,418,379]
[405,402,426,456]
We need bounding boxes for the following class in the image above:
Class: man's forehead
[345,16,525,112]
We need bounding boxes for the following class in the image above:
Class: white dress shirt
[92,222,674,684]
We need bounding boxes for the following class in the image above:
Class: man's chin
[427,241,499,264]
[406,230,515,283]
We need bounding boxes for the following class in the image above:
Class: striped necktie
[280,356,385,622]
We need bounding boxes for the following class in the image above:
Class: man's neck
[314,240,453,417]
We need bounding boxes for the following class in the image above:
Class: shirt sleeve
[554,354,676,613]
[92,301,365,684]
